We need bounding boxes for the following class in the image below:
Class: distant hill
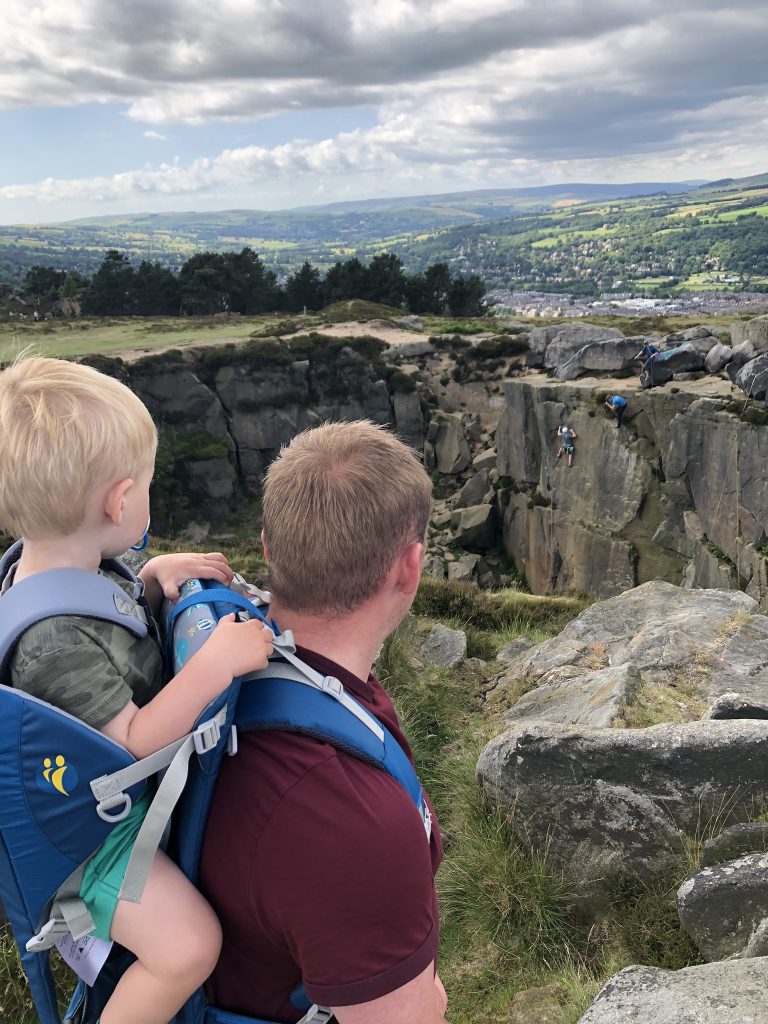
[0,174,766,294]
[292,181,700,214]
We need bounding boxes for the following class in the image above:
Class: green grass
[0,927,70,1022]
[413,575,591,648]
[0,316,268,359]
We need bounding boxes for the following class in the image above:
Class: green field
[0,316,276,359]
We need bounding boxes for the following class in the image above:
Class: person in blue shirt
[635,340,660,387]
[604,394,628,427]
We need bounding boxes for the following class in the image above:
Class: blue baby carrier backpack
[0,541,431,1024]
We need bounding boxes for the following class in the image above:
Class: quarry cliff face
[495,375,768,604]
[95,336,423,530]
[97,315,768,607]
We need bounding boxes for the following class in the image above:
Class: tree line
[22,248,487,318]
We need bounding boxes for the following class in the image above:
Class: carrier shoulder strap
[0,553,149,674]
[234,641,431,838]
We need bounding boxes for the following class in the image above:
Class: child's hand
[141,552,234,600]
[206,614,275,679]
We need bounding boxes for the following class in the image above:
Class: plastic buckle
[26,917,68,953]
[194,717,221,756]
[231,573,272,606]
[320,676,344,701]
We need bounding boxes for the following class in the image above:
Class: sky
[0,0,767,224]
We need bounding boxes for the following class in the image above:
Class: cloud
[0,0,766,216]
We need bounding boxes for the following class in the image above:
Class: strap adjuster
[194,717,221,755]
[320,676,344,701]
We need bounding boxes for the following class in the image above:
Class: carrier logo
[40,755,78,796]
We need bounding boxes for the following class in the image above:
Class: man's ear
[260,528,270,562]
[396,540,424,597]
[103,478,134,526]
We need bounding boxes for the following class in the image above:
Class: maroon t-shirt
[199,647,443,1022]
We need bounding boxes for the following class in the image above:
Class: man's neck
[268,598,391,684]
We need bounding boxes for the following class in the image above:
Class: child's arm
[139,552,233,613]
[100,614,273,759]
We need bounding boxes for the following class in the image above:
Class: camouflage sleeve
[10,617,135,730]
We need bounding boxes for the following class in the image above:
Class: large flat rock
[477,719,768,883]
[496,580,768,706]
[504,663,641,728]
[577,959,768,1023]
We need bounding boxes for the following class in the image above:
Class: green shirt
[7,565,164,730]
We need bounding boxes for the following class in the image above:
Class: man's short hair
[263,420,432,614]
[0,356,157,538]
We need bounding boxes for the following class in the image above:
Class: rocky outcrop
[495,373,768,605]
[476,718,768,885]
[577,959,768,1023]
[433,414,471,473]
[704,692,768,720]
[704,342,733,373]
[553,337,639,381]
[733,352,768,400]
[92,334,424,529]
[529,323,624,371]
[731,314,768,351]
[649,342,705,384]
[478,582,768,884]
[92,313,768,602]
[503,662,641,728]
[490,581,768,706]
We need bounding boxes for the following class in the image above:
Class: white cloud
[0,0,766,218]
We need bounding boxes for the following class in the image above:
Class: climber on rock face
[556,424,577,467]
[605,394,628,428]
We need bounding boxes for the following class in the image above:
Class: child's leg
[101,849,222,1024]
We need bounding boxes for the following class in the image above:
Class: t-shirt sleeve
[251,754,438,1008]
[10,618,135,729]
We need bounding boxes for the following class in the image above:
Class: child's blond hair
[263,420,432,614]
[0,356,157,538]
